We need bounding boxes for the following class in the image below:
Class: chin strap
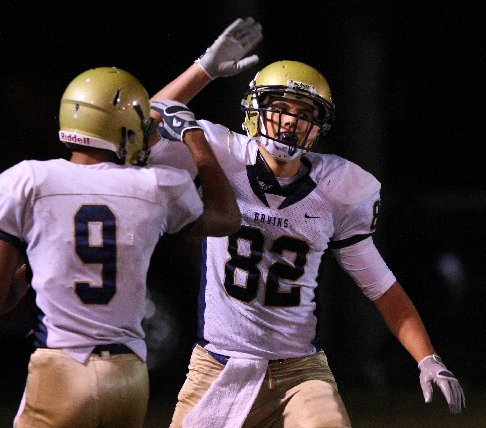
[132,104,155,165]
[118,127,128,164]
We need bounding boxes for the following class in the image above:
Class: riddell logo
[288,79,316,94]
[59,132,91,145]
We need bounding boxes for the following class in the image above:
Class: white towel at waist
[182,357,268,428]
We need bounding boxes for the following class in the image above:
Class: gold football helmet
[59,67,155,165]
[241,60,335,153]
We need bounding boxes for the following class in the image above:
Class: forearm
[373,282,435,363]
[149,96,240,236]
[151,64,211,105]
[0,241,28,314]
[183,129,241,236]
[0,286,18,314]
[0,265,28,314]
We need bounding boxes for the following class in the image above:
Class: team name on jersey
[253,212,289,228]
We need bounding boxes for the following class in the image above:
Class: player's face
[263,97,320,148]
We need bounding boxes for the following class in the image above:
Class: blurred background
[1,1,485,426]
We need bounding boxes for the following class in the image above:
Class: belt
[196,339,292,366]
[92,344,133,355]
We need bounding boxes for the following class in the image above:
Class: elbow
[210,200,241,236]
[227,204,242,234]
[211,210,241,237]
[227,210,242,234]
[189,209,241,238]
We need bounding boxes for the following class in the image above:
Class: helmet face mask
[241,61,335,161]
[59,67,153,165]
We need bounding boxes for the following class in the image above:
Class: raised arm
[184,129,240,237]
[151,100,240,237]
[151,17,263,104]
[151,64,211,105]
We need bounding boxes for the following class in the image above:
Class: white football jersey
[0,159,202,363]
[150,121,394,360]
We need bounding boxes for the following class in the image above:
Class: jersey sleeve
[329,161,381,249]
[148,137,198,180]
[197,120,231,149]
[152,166,203,234]
[330,189,381,248]
[197,120,246,166]
[148,119,232,169]
[332,237,396,300]
[148,119,242,192]
[0,162,34,248]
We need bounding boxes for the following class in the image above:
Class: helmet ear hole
[127,130,137,144]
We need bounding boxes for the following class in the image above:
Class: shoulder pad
[198,119,250,162]
[328,159,381,206]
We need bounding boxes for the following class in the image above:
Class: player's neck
[70,151,117,165]
[258,148,301,178]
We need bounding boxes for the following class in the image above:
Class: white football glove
[195,17,263,79]
[418,354,465,413]
[151,100,201,143]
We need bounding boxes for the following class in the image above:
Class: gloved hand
[418,354,465,413]
[151,100,202,143]
[195,17,263,79]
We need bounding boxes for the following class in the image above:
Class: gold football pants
[14,348,149,428]
[170,345,351,428]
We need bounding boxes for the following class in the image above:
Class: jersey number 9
[74,205,117,305]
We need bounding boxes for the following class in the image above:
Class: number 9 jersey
[0,158,202,363]
[150,120,396,361]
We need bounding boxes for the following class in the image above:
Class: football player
[0,67,240,428]
[149,18,465,427]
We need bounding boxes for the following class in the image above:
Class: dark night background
[1,1,485,426]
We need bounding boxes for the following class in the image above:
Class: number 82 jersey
[193,120,389,360]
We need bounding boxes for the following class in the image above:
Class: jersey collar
[246,151,317,209]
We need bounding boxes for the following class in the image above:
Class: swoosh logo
[304,213,320,219]
[172,118,182,127]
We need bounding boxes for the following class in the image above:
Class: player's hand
[196,17,263,79]
[418,354,465,413]
[151,100,202,143]
[0,263,30,315]
[13,263,30,296]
